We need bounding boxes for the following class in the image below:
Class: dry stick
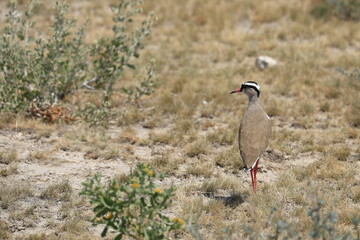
[80,76,98,90]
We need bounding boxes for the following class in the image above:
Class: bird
[230,81,271,193]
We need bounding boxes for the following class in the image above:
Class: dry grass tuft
[149,131,173,145]
[352,186,360,203]
[117,106,145,126]
[184,139,209,157]
[186,159,214,177]
[328,144,351,161]
[0,184,33,209]
[0,149,18,164]
[0,220,11,240]
[214,146,243,173]
[266,99,283,117]
[345,96,360,127]
[57,215,88,237]
[118,126,138,144]
[113,173,130,184]
[206,127,237,146]
[28,151,52,162]
[157,92,182,115]
[151,154,182,174]
[40,181,72,201]
[200,174,239,195]
[0,112,16,129]
[0,164,18,177]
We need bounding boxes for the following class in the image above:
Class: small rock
[255,56,278,70]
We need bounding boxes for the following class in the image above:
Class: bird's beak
[230,88,241,94]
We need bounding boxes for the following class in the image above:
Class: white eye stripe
[243,82,260,91]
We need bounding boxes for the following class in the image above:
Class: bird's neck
[248,95,259,104]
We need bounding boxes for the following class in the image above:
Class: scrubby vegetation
[0,0,156,124]
[81,163,183,240]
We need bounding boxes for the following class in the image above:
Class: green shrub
[81,163,184,240]
[0,0,156,113]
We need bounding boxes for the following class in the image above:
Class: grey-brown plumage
[230,81,271,193]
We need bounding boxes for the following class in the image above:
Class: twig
[80,76,98,90]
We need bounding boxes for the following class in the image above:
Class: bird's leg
[250,169,256,194]
[253,158,260,193]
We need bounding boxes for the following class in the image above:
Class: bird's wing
[239,108,271,168]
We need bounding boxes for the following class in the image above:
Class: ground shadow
[203,192,246,207]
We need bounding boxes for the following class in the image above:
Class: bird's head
[230,81,260,98]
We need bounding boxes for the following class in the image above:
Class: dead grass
[213,145,243,173]
[28,151,52,162]
[149,131,173,145]
[200,174,240,195]
[0,164,18,177]
[118,126,138,144]
[0,183,33,209]
[329,144,351,161]
[151,154,182,174]
[186,158,214,177]
[184,139,210,157]
[40,181,72,201]
[0,220,11,240]
[0,150,18,164]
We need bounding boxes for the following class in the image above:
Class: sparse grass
[9,205,37,221]
[0,220,11,240]
[113,173,130,184]
[0,183,33,209]
[149,131,174,145]
[352,186,360,203]
[346,95,360,127]
[28,151,52,162]
[206,127,237,146]
[117,106,145,126]
[58,215,88,235]
[184,139,209,157]
[0,149,18,164]
[329,144,351,161]
[118,126,138,144]
[200,174,240,195]
[40,181,72,201]
[214,146,243,173]
[103,146,121,160]
[151,154,182,174]
[186,159,214,177]
[0,163,18,177]
[21,233,48,240]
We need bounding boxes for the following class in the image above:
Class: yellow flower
[146,170,154,176]
[154,188,163,194]
[131,183,140,188]
[171,217,185,226]
[103,213,113,220]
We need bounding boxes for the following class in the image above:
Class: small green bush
[0,0,156,113]
[81,163,184,240]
